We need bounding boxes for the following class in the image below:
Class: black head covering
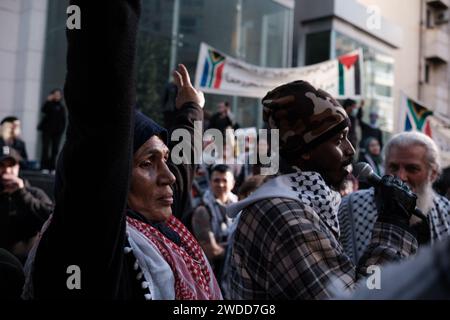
[130,112,179,243]
[133,111,168,154]
[53,111,169,197]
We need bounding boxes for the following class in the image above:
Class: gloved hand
[410,209,431,245]
[375,175,417,231]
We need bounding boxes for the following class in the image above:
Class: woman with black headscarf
[357,137,384,189]
[23,0,221,300]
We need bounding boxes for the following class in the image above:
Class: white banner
[194,42,363,99]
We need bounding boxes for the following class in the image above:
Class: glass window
[240,0,292,67]
[305,31,331,66]
[427,8,433,28]
[167,0,292,127]
[425,62,431,83]
[42,0,293,128]
[135,0,174,123]
[375,84,392,97]
[41,0,70,101]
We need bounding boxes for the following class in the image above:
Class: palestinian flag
[338,51,362,98]
[401,93,433,137]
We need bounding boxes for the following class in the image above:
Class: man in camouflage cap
[262,80,352,188]
[226,81,420,299]
[263,81,349,157]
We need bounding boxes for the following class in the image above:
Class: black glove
[375,175,417,231]
[410,209,431,245]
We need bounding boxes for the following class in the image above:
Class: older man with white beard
[339,131,450,264]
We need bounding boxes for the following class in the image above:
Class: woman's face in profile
[368,139,380,156]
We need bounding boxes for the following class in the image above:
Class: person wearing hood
[23,0,221,300]
[357,137,384,189]
[226,81,420,300]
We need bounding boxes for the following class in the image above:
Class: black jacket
[32,0,201,299]
[208,112,233,133]
[38,101,66,135]
[357,108,383,149]
[0,138,28,161]
[0,182,53,251]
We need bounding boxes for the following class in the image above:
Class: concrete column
[0,0,48,160]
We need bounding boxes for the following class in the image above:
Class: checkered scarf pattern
[127,215,213,300]
[289,169,342,237]
[339,188,450,263]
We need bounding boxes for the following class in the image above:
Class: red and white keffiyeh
[127,215,222,300]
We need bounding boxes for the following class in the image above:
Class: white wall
[0,0,48,160]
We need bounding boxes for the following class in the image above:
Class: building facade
[2,0,449,162]
[136,0,294,129]
[0,0,294,161]
[294,0,450,136]
[419,0,450,117]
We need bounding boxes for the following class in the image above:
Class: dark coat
[208,112,233,133]
[0,181,53,251]
[38,101,66,135]
[357,108,383,149]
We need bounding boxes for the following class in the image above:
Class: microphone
[353,162,381,186]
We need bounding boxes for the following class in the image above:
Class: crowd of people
[2,0,450,301]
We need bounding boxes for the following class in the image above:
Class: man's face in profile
[303,127,355,189]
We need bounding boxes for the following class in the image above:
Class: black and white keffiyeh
[288,169,342,237]
[227,168,342,237]
[338,188,450,263]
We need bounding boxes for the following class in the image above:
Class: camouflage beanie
[262,80,350,161]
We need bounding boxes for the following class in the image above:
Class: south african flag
[401,93,433,137]
[199,49,226,89]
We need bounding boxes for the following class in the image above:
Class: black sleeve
[33,0,140,299]
[10,187,53,243]
[225,116,233,128]
[12,187,53,223]
[22,143,28,161]
[377,130,383,150]
[359,120,370,134]
[168,102,203,221]
[207,113,217,130]
[41,102,50,114]
[356,107,363,121]
[61,103,67,132]
[17,140,28,160]
[357,107,372,138]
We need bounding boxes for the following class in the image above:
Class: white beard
[414,179,435,218]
